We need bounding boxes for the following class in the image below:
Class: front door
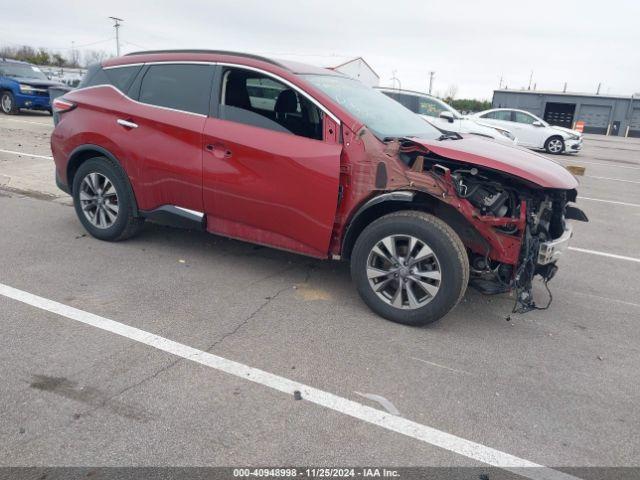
[202,66,342,258]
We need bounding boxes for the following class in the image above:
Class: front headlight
[19,84,35,94]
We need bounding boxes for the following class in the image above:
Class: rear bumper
[55,168,70,194]
[15,92,51,110]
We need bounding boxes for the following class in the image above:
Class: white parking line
[0,148,53,160]
[585,175,640,185]
[577,196,640,208]
[0,282,580,480]
[0,117,53,127]
[569,247,640,264]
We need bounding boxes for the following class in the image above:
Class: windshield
[301,74,441,140]
[416,95,461,119]
[0,63,48,80]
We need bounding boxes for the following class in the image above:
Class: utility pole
[563,82,567,93]
[428,71,435,94]
[498,75,503,89]
[596,82,601,95]
[109,17,123,56]
[390,70,401,90]
[528,70,533,90]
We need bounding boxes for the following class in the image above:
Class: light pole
[109,17,123,56]
[428,71,435,94]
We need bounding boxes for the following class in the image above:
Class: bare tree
[444,84,458,102]
[83,49,110,67]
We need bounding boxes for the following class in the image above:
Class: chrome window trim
[98,60,341,125]
[70,84,207,118]
[216,62,340,125]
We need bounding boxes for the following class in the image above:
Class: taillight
[52,97,76,114]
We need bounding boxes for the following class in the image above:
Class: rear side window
[483,110,512,121]
[104,66,142,92]
[138,64,212,115]
[79,64,141,93]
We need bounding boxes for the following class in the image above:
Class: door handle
[117,118,138,129]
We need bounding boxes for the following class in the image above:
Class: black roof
[124,50,288,70]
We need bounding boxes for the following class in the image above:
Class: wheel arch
[340,190,487,261]
[67,144,139,216]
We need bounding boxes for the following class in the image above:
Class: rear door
[202,66,342,258]
[118,63,214,212]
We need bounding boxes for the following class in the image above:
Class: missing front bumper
[537,224,573,265]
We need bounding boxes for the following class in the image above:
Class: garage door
[629,108,640,138]
[576,105,611,135]
[544,102,575,128]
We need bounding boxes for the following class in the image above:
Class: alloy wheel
[366,234,441,309]
[548,138,564,153]
[79,172,119,229]
[1,94,12,113]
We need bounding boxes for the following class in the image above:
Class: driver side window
[219,68,323,141]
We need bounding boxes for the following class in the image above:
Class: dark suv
[50,50,587,325]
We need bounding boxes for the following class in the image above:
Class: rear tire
[544,136,565,154]
[1,91,19,115]
[350,211,469,326]
[72,157,144,241]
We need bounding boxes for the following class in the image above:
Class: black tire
[351,210,469,326]
[1,91,19,115]
[72,157,144,241]
[544,136,565,154]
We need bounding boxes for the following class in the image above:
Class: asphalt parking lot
[1,113,639,478]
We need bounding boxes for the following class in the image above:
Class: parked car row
[50,50,587,325]
[377,87,583,155]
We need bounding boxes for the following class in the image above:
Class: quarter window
[138,64,212,115]
[219,67,323,141]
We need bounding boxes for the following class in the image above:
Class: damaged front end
[397,138,589,313]
[336,128,588,315]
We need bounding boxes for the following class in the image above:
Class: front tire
[351,211,469,326]
[72,157,144,241]
[1,91,19,115]
[544,136,565,154]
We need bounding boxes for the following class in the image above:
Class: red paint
[413,135,579,190]
[51,51,580,268]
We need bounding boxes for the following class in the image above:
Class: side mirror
[532,120,544,127]
[439,111,455,123]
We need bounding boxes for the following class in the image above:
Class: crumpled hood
[410,134,579,189]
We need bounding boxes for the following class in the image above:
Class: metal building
[492,89,640,137]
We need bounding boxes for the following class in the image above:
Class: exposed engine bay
[395,139,589,314]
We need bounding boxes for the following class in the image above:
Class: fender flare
[340,191,415,259]
[67,144,140,216]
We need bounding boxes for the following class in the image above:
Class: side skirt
[140,205,206,230]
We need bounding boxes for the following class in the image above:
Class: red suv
[51,50,587,325]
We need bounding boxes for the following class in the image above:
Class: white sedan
[376,88,517,145]
[473,108,582,154]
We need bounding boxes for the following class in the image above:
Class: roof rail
[124,49,288,70]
